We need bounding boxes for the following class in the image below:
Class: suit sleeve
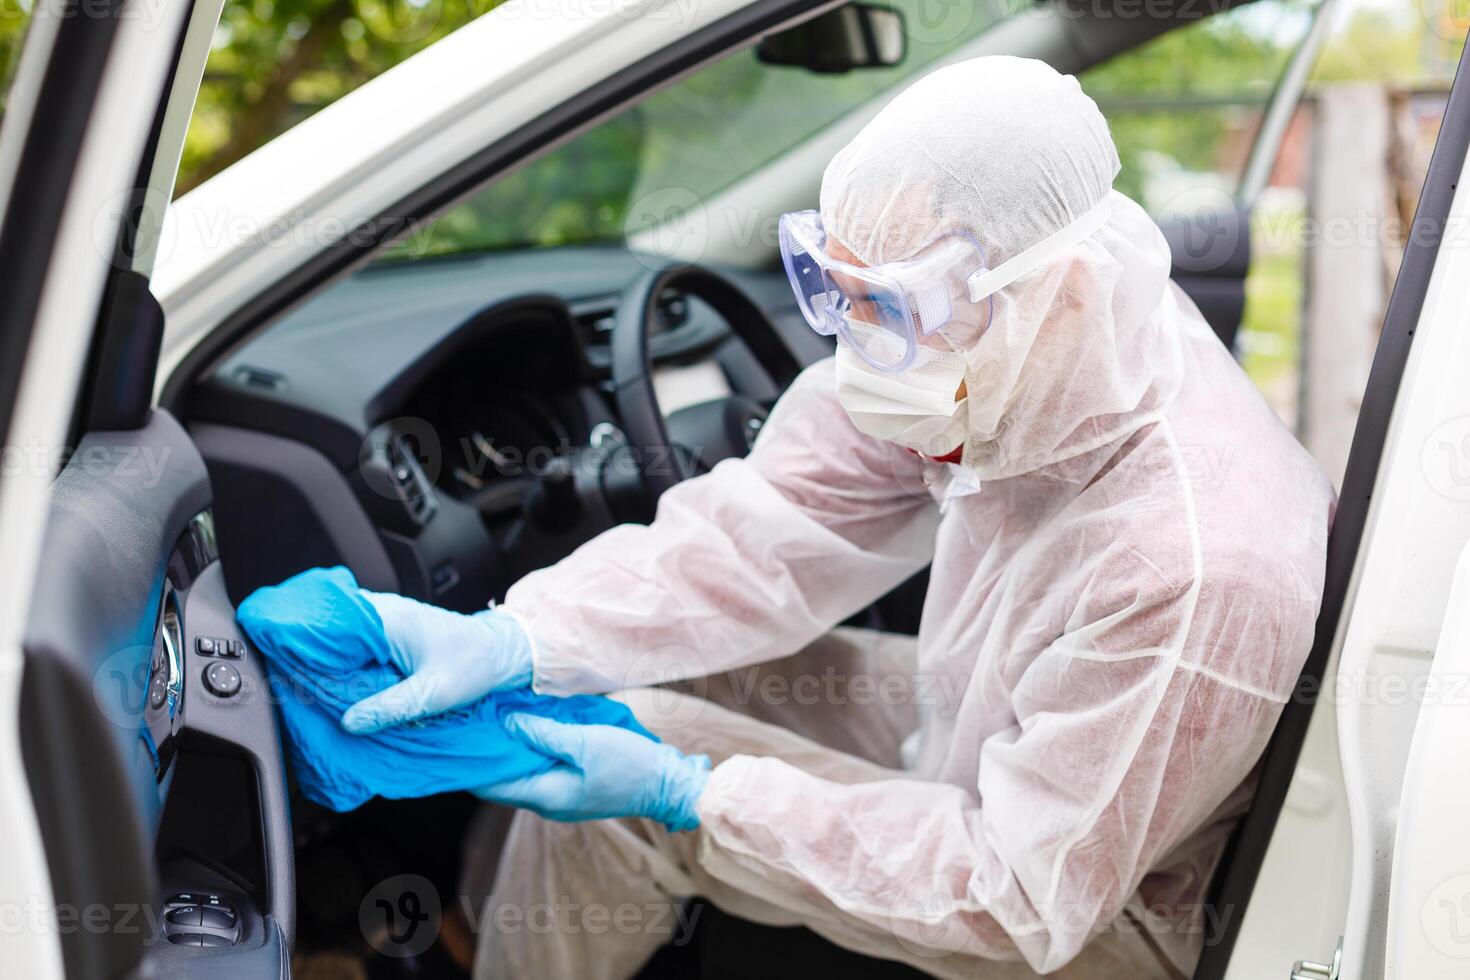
[503,357,941,695]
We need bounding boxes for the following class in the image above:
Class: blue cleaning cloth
[237,566,654,811]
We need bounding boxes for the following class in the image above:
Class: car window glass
[380,0,1017,261]
[1081,0,1319,423]
[1080,0,1319,212]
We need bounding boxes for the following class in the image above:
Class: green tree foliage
[180,0,501,192]
[1313,4,1463,83]
[1080,0,1313,204]
[0,0,32,122]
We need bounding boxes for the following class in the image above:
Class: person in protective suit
[252,56,1334,979]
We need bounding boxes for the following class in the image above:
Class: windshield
[381,0,1012,262]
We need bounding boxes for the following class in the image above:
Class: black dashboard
[21,244,822,979]
[180,245,826,611]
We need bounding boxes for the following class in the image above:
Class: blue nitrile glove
[340,591,534,734]
[476,713,712,832]
[238,567,654,812]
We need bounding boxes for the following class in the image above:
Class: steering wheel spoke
[610,264,801,516]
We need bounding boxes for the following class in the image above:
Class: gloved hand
[341,592,535,734]
[475,713,711,832]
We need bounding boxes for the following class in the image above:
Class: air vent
[570,290,690,349]
[570,298,618,344]
[232,365,288,392]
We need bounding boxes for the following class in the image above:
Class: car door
[1194,31,1470,980]
[0,0,300,978]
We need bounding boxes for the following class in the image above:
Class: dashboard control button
[199,906,236,929]
[166,905,202,927]
[148,675,169,710]
[198,933,232,947]
[203,662,242,698]
[226,640,245,658]
[196,636,215,655]
[167,932,205,946]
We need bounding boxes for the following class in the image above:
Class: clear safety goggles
[778,197,1113,372]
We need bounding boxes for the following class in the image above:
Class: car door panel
[21,409,293,977]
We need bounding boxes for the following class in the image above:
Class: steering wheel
[610,264,802,514]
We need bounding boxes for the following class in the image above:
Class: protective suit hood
[820,56,1181,481]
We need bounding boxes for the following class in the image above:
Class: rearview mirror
[756,4,907,74]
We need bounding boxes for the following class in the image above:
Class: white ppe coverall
[471,56,1335,979]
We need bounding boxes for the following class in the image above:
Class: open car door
[0,0,302,978]
[1197,33,1470,980]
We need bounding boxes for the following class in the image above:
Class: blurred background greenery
[0,0,1462,428]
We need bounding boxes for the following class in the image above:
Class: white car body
[2,0,1468,976]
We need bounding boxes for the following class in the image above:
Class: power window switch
[199,907,236,929]
[165,906,202,927]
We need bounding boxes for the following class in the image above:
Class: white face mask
[835,321,968,458]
